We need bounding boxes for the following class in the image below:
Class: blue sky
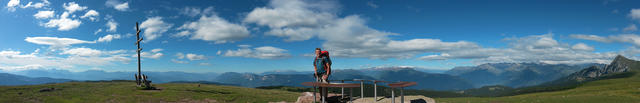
[1,0,640,73]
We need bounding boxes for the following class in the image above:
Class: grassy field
[436,73,640,103]
[0,81,300,103]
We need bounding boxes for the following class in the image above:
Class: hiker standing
[314,48,332,102]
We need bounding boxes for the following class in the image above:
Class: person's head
[315,48,321,57]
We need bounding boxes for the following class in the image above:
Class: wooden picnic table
[301,82,361,88]
[387,82,417,103]
[301,82,361,103]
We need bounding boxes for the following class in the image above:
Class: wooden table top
[387,82,417,88]
[300,82,362,88]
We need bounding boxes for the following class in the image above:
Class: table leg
[350,88,353,103]
[341,80,344,98]
[360,81,364,99]
[391,88,395,103]
[401,87,404,103]
[374,82,377,102]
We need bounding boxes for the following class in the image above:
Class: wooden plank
[300,82,361,88]
[387,82,417,88]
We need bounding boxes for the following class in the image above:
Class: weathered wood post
[135,22,143,87]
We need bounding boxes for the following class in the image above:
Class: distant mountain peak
[613,55,629,62]
[562,54,637,82]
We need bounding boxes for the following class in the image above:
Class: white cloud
[177,15,249,43]
[223,45,291,59]
[134,48,164,59]
[135,51,164,59]
[417,34,625,65]
[80,10,100,21]
[0,49,131,71]
[571,34,640,47]
[623,24,637,32]
[6,0,19,12]
[43,12,82,31]
[106,0,128,11]
[569,34,610,42]
[21,0,49,9]
[198,63,211,66]
[631,8,640,21]
[94,29,103,35]
[367,1,378,9]
[114,3,128,11]
[97,34,122,42]
[140,17,172,42]
[63,2,87,14]
[33,10,54,19]
[175,52,185,59]
[244,0,478,59]
[244,0,335,41]
[61,47,102,56]
[571,43,595,51]
[25,37,95,49]
[171,59,188,64]
[106,19,118,32]
[186,53,207,61]
[180,6,214,17]
[151,48,163,53]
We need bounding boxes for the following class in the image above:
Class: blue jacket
[314,57,331,74]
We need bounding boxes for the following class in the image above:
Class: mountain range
[0,73,72,86]
[445,63,602,87]
[1,57,625,91]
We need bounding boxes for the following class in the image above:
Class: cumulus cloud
[134,48,164,59]
[106,0,129,11]
[25,37,95,49]
[223,45,291,59]
[0,49,131,71]
[571,34,640,47]
[106,19,118,32]
[571,43,595,51]
[61,47,102,56]
[62,2,87,14]
[174,52,207,61]
[631,8,640,21]
[97,34,122,42]
[151,48,163,53]
[94,29,103,35]
[140,17,172,42]
[171,59,188,64]
[366,1,378,9]
[179,6,214,17]
[80,10,100,21]
[198,63,211,66]
[21,0,49,9]
[43,12,82,31]
[175,52,185,59]
[177,14,249,43]
[419,34,620,65]
[33,10,54,19]
[244,0,335,41]
[623,24,637,32]
[244,0,478,59]
[186,53,207,60]
[6,0,20,12]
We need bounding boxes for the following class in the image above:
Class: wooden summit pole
[135,22,143,87]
